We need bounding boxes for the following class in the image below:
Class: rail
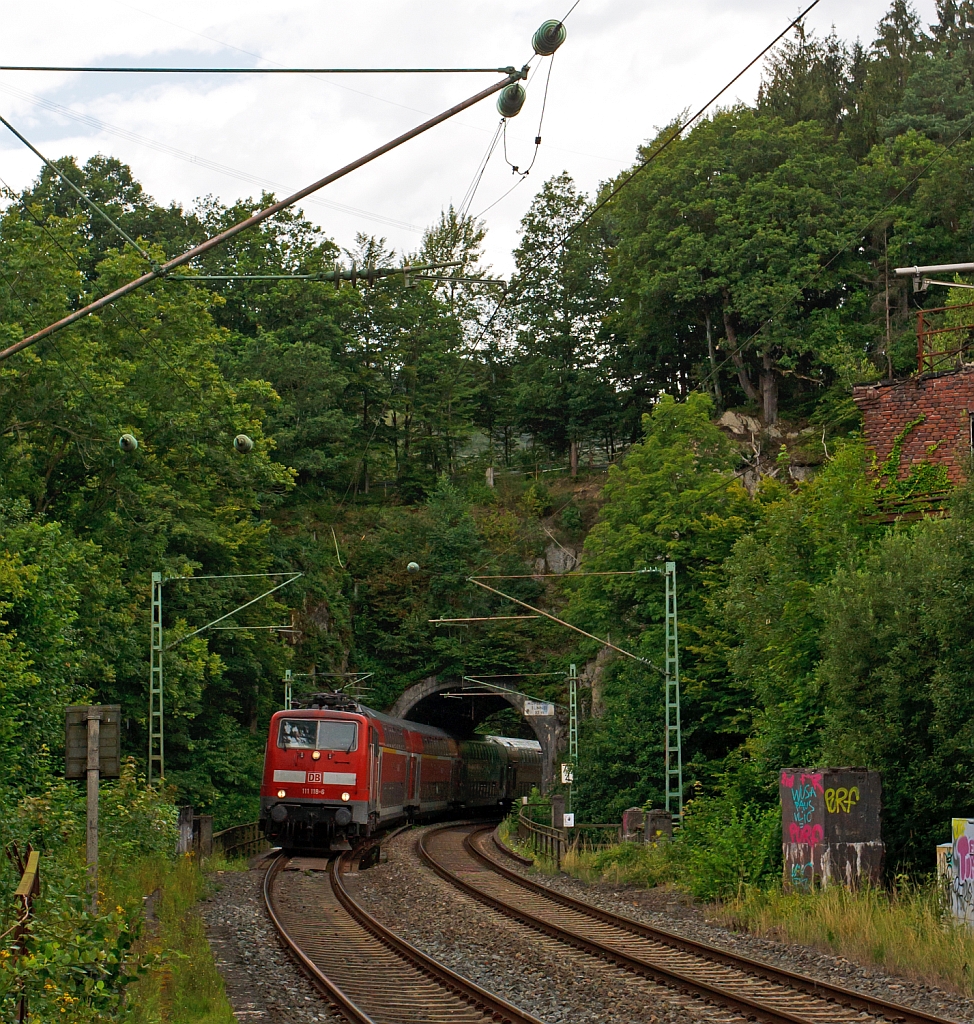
[264,842,543,1024]
[212,821,268,859]
[421,823,958,1024]
[4,844,40,1023]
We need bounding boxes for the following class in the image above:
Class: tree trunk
[570,439,579,478]
[722,304,760,403]
[760,351,778,425]
[706,312,723,412]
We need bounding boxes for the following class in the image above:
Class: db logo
[307,773,322,783]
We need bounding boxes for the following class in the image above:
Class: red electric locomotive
[259,691,542,850]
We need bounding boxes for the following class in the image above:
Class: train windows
[277,719,359,751]
[279,719,318,748]
[317,721,358,752]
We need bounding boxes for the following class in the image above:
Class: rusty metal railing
[517,807,566,869]
[4,844,40,1023]
[212,821,269,860]
[570,823,624,851]
[916,301,974,372]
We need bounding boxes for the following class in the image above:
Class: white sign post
[563,813,575,828]
[560,763,574,784]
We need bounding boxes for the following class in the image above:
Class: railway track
[418,822,963,1024]
[263,843,544,1024]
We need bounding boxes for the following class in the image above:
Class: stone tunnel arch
[388,676,565,792]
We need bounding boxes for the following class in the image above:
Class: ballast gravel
[489,832,974,1024]
[350,826,749,1024]
[199,830,974,1024]
[199,865,342,1024]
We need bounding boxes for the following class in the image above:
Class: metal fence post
[149,572,164,783]
[568,663,578,814]
[664,561,683,823]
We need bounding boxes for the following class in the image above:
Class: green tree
[568,393,756,815]
[509,172,619,472]
[818,484,974,869]
[606,110,866,424]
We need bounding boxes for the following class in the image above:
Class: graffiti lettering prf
[824,787,860,814]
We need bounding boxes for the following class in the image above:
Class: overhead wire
[434,0,578,266]
[0,65,527,363]
[468,0,824,351]
[501,54,555,180]
[0,79,422,233]
[0,112,152,263]
[0,173,239,439]
[0,65,519,75]
[458,121,505,222]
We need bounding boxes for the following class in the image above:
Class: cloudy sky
[0,1,939,275]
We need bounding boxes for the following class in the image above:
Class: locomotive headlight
[312,750,321,760]
[341,791,350,802]
[277,789,286,798]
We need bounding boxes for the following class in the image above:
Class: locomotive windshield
[278,719,358,751]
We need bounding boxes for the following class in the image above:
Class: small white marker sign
[563,813,575,828]
[524,700,555,717]
[561,763,574,784]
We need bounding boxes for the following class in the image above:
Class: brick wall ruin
[852,368,974,483]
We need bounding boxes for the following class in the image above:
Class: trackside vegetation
[8,3,974,1016]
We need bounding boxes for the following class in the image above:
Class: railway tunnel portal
[388,676,565,792]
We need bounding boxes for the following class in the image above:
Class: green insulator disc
[532,19,566,56]
[497,83,526,118]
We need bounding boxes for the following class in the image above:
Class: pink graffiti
[800,773,824,795]
[789,823,824,845]
[958,836,974,882]
[781,771,795,789]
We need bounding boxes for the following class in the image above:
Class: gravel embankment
[490,833,974,1024]
[350,825,753,1024]
[199,829,974,1024]
[200,865,342,1023]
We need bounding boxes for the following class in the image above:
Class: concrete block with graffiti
[779,768,883,889]
[939,819,974,925]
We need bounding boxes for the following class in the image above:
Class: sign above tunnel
[524,700,555,717]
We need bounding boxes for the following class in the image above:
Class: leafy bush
[563,841,672,888]
[519,482,553,518]
[560,797,779,900]
[559,504,583,533]
[0,901,150,1022]
[101,759,178,859]
[672,796,781,901]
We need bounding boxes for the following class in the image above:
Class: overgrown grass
[108,853,238,1024]
[561,841,673,888]
[559,832,974,998]
[719,881,974,998]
